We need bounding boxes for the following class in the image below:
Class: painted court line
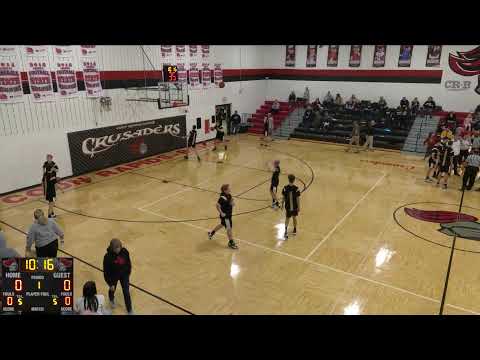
[304,173,387,261]
[138,159,257,210]
[136,207,479,315]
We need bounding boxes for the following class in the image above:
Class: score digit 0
[14,279,23,291]
[64,280,71,291]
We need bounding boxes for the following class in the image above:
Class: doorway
[215,103,232,134]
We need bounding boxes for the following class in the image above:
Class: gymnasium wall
[263,45,480,112]
[0,45,267,194]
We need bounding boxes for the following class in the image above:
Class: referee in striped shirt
[461,149,480,191]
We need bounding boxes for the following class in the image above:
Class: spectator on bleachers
[74,281,111,315]
[334,94,343,105]
[288,91,296,107]
[445,112,457,130]
[400,97,410,109]
[322,111,332,132]
[271,99,280,114]
[423,96,436,118]
[324,91,334,104]
[378,96,387,108]
[304,87,310,104]
[452,135,461,176]
[411,97,420,114]
[345,98,355,111]
[311,109,322,131]
[464,112,473,132]
[350,95,359,104]
[472,132,480,152]
[475,104,480,116]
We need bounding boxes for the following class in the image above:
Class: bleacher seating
[247,100,303,134]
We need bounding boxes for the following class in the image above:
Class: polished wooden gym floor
[1,134,480,315]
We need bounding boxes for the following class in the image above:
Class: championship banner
[53,46,75,57]
[80,45,97,57]
[24,46,49,56]
[67,116,187,175]
[177,63,188,84]
[188,63,200,89]
[161,45,173,63]
[306,45,317,68]
[373,45,387,67]
[26,57,55,102]
[0,46,18,56]
[54,61,78,98]
[189,45,198,58]
[327,45,339,67]
[201,63,211,89]
[0,58,24,103]
[285,45,295,67]
[398,45,414,67]
[81,58,103,97]
[201,45,210,59]
[349,45,362,67]
[176,45,186,59]
[426,45,442,67]
[213,63,223,86]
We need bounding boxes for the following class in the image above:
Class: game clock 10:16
[21,258,55,272]
[163,64,178,82]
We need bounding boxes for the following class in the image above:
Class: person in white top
[451,136,461,176]
[464,112,473,132]
[74,281,111,315]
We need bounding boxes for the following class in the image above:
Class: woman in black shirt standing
[208,184,238,249]
[42,154,59,218]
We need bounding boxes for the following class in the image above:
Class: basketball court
[1,134,479,315]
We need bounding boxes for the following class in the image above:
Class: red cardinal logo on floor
[449,46,480,95]
[405,208,480,240]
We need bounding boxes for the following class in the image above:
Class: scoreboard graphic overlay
[1,258,74,314]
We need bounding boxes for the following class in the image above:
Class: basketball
[219,81,225,88]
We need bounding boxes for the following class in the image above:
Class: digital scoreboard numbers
[163,64,178,82]
[1,258,74,314]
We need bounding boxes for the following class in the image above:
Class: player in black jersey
[425,141,442,183]
[436,140,455,190]
[208,184,238,249]
[270,160,281,208]
[281,174,301,239]
[185,125,201,161]
[212,122,226,151]
[42,154,59,218]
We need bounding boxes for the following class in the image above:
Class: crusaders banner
[213,63,223,87]
[81,58,103,97]
[175,45,186,59]
[201,45,210,59]
[285,45,295,67]
[398,45,414,67]
[80,45,97,57]
[373,45,387,67]
[349,45,362,67]
[189,45,198,58]
[0,58,24,103]
[306,45,317,68]
[426,45,442,67]
[177,63,188,84]
[189,63,200,89]
[67,116,187,175]
[202,63,211,89]
[26,57,55,102]
[327,45,339,67]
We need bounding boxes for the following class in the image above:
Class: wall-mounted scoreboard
[1,257,74,314]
